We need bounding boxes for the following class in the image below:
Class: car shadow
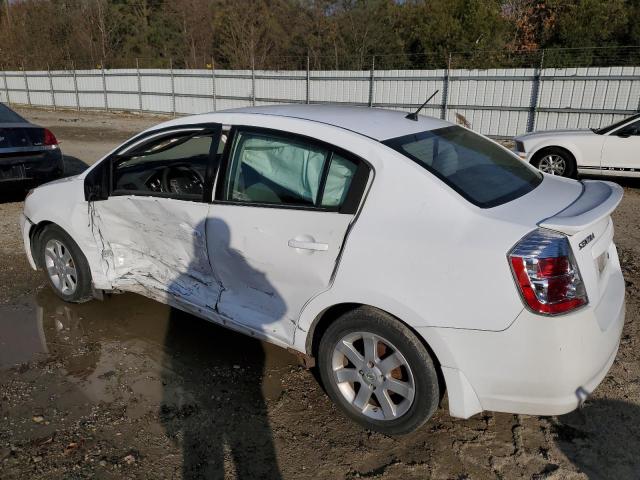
[62,155,90,177]
[28,236,286,479]
[160,219,284,479]
[553,399,640,479]
[0,187,27,204]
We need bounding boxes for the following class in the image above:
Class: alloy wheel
[44,239,78,296]
[331,331,415,421]
[538,154,567,176]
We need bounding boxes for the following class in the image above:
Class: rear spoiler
[538,180,623,235]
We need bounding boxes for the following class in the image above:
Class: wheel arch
[29,220,55,268]
[29,220,92,273]
[530,145,578,169]
[305,302,447,399]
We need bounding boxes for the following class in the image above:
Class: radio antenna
[405,90,439,121]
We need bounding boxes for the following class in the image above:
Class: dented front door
[90,126,223,314]
[95,197,221,312]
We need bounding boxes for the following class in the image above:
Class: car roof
[223,105,452,141]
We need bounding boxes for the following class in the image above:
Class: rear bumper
[421,256,626,419]
[0,148,64,185]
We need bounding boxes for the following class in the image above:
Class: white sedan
[21,105,625,434]
[514,113,640,178]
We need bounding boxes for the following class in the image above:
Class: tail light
[43,128,58,146]
[509,228,587,315]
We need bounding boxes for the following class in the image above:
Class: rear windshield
[383,126,542,208]
[0,103,26,123]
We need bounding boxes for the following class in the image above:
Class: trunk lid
[538,180,623,235]
[0,123,44,150]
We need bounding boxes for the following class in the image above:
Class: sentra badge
[579,233,595,250]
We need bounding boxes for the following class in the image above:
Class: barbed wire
[3,46,640,72]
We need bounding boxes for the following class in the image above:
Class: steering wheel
[161,164,205,195]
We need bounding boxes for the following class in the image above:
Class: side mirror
[616,131,631,138]
[83,160,109,201]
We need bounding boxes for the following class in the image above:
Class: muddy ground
[1,106,639,480]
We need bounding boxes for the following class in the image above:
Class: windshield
[383,126,542,208]
[595,113,640,135]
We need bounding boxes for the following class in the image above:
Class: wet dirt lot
[1,107,640,479]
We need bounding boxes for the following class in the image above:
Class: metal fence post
[306,55,310,104]
[47,64,56,110]
[170,58,176,117]
[136,58,143,113]
[211,57,216,111]
[71,62,80,111]
[441,53,452,120]
[101,61,109,112]
[527,50,545,133]
[2,67,9,104]
[251,57,256,106]
[22,62,31,106]
[368,56,375,107]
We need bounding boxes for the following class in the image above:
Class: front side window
[615,119,640,137]
[595,113,640,135]
[223,130,360,209]
[383,126,542,208]
[113,130,216,200]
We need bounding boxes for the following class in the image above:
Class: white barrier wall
[1,66,639,138]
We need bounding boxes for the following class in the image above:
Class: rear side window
[321,153,358,207]
[383,126,542,208]
[223,130,362,210]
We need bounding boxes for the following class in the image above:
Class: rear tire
[532,147,577,178]
[318,307,440,435]
[38,224,93,303]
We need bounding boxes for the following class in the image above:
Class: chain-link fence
[1,47,640,138]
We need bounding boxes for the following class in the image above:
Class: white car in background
[514,113,640,178]
[21,106,625,434]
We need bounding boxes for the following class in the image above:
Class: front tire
[318,307,440,435]
[39,225,93,303]
[532,147,576,178]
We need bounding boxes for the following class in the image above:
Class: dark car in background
[0,103,63,188]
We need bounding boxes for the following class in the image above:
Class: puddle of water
[0,288,298,403]
[0,301,49,368]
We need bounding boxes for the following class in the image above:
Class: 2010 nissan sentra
[20,105,625,435]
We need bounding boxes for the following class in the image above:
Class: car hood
[39,174,81,187]
[515,129,597,141]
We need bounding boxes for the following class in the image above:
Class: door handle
[288,239,329,251]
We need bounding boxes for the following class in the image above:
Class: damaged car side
[21,106,625,435]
